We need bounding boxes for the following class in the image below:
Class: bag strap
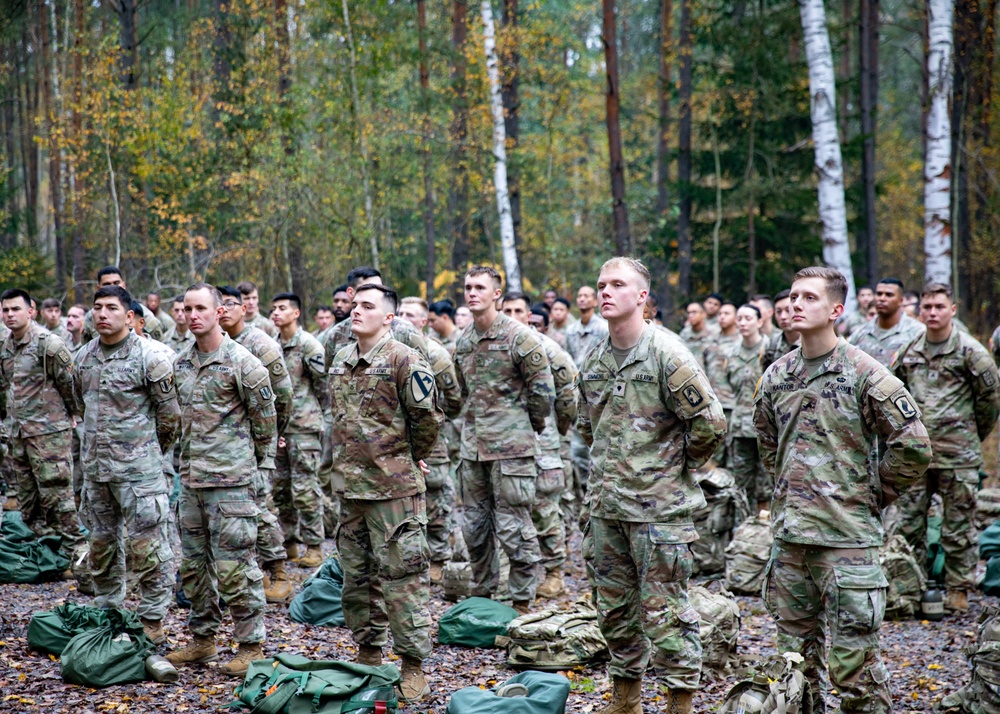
[250,672,308,714]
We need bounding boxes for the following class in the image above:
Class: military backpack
[689,582,741,675]
[878,534,926,620]
[942,605,1000,713]
[719,652,814,714]
[506,599,610,671]
[724,511,773,595]
[691,467,750,576]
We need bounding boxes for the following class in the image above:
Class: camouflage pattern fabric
[723,339,768,504]
[163,326,195,354]
[837,308,869,339]
[703,333,740,411]
[565,315,608,368]
[991,324,1000,367]
[324,315,430,372]
[245,311,279,339]
[848,313,925,367]
[234,325,292,447]
[762,331,799,372]
[253,467,287,565]
[533,467,567,573]
[678,322,720,370]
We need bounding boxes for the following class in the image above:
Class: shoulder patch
[271,361,286,376]
[259,385,273,401]
[682,384,705,408]
[56,347,72,365]
[159,376,174,394]
[893,392,917,419]
[410,370,435,403]
[529,350,544,366]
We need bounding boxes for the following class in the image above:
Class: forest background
[0,0,997,330]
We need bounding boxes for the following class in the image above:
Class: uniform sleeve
[663,357,727,469]
[865,370,932,507]
[304,337,330,429]
[575,372,593,447]
[241,358,278,466]
[753,375,778,480]
[430,345,464,421]
[46,335,81,418]
[146,351,181,453]
[71,350,85,419]
[968,345,1000,442]
[400,354,444,462]
[512,330,554,433]
[262,346,294,437]
[550,348,578,436]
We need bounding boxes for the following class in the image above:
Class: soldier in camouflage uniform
[577,258,726,714]
[167,283,277,678]
[754,267,931,714]
[314,287,348,538]
[679,302,720,371]
[73,286,180,644]
[703,302,738,465]
[163,295,196,354]
[236,281,280,339]
[40,298,72,343]
[453,266,554,612]
[0,288,85,569]
[761,289,800,372]
[146,290,177,334]
[502,293,578,599]
[891,283,1000,613]
[428,300,460,357]
[83,266,164,343]
[837,286,874,338]
[329,283,442,702]
[272,292,328,568]
[849,278,925,366]
[219,286,295,604]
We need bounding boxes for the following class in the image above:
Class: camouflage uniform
[754,338,931,713]
[73,332,180,620]
[565,316,608,523]
[67,334,88,506]
[174,334,276,644]
[46,321,73,344]
[153,308,177,334]
[990,324,1000,367]
[891,328,1000,592]
[549,316,576,351]
[234,325,293,566]
[848,313,925,367]
[329,331,442,660]
[245,311,280,340]
[722,339,769,505]
[703,332,739,466]
[453,312,554,602]
[163,325,195,355]
[762,330,799,372]
[837,308,869,338]
[313,323,339,535]
[276,327,327,547]
[577,323,726,688]
[678,322,721,370]
[0,322,84,558]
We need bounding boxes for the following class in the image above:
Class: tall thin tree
[417,0,437,300]
[858,0,879,287]
[447,0,470,284]
[602,0,631,256]
[677,0,693,295]
[924,0,954,284]
[500,0,522,248]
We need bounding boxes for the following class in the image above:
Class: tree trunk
[656,0,672,219]
[110,0,139,89]
[924,0,954,284]
[71,0,85,303]
[677,0,693,296]
[40,0,66,294]
[500,0,521,249]
[1,39,17,251]
[480,0,521,291]
[838,0,850,139]
[17,30,38,240]
[858,0,879,288]
[799,0,857,309]
[417,0,436,301]
[602,0,631,256]
[275,0,293,156]
[447,0,470,285]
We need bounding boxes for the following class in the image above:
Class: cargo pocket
[499,459,536,508]
[131,479,169,532]
[424,463,448,489]
[386,515,430,580]
[217,500,260,551]
[834,563,888,636]
[646,524,695,583]
[536,468,564,496]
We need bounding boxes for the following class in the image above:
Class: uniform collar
[193,332,232,368]
[346,329,393,368]
[911,324,960,357]
[469,311,509,344]
[94,330,139,362]
[596,321,653,373]
[281,326,303,348]
[785,337,847,382]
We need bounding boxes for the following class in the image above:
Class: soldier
[329,283,442,702]
[902,290,920,318]
[761,289,800,371]
[428,300,459,356]
[219,285,295,604]
[891,283,1000,613]
[84,267,164,342]
[0,288,85,570]
[849,278,925,367]
[549,298,575,350]
[332,285,352,325]
[455,306,473,329]
[166,283,276,677]
[236,280,280,339]
[703,292,724,331]
[837,286,874,338]
[750,294,776,337]
[577,258,726,714]
[313,305,334,336]
[678,302,719,370]
[66,304,88,356]
[754,267,931,714]
[501,292,577,599]
[453,266,554,613]
[74,285,180,644]
[146,290,177,333]
[398,297,463,582]
[40,298,72,342]
[271,292,327,568]
[164,295,196,354]
[566,286,608,367]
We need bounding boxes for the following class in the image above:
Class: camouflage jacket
[163,325,195,355]
[762,330,799,372]
[453,312,555,461]
[314,323,337,351]
[753,338,931,547]
[0,322,78,437]
[565,315,608,367]
[549,318,575,351]
[245,312,279,339]
[891,327,1000,469]
[73,331,180,483]
[679,323,721,370]
[234,324,293,467]
[153,308,176,333]
[421,336,463,465]
[837,307,869,338]
[577,323,727,525]
[703,332,740,410]
[324,316,430,370]
[990,324,1000,367]
[46,322,73,344]
[535,331,578,470]
[848,313,926,367]
[174,333,277,488]
[84,307,162,343]
[280,327,328,435]
[329,330,443,500]
[723,338,767,439]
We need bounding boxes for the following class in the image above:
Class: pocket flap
[648,523,698,544]
[833,564,888,589]
[217,500,260,518]
[499,458,536,477]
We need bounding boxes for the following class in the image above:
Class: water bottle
[734,673,770,714]
[145,654,180,683]
[921,582,945,622]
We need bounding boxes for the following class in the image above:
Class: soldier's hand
[278,436,286,449]
[530,415,546,434]
[417,459,430,475]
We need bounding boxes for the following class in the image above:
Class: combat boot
[665,688,693,714]
[599,677,642,714]
[264,560,295,604]
[141,618,166,645]
[357,645,382,666]
[285,542,299,561]
[398,655,430,702]
[946,590,970,613]
[219,642,264,677]
[299,545,324,568]
[429,561,445,584]
[536,570,565,599]
[512,600,532,616]
[166,636,219,666]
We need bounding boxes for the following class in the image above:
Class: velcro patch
[487,344,508,351]
[365,367,391,375]
[682,384,704,407]
[632,372,655,382]
[329,367,346,375]
[259,386,273,401]
[529,351,544,366]
[893,393,917,419]
[410,371,434,403]
[159,377,173,394]
[583,372,608,381]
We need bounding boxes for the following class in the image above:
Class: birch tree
[799,0,857,310]
[481,0,522,292]
[924,0,954,284]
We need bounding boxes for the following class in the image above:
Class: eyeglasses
[222,302,242,310]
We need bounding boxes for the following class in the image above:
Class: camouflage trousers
[728,436,771,506]
[763,541,891,714]
[565,430,591,524]
[895,467,978,591]
[8,429,84,559]
[319,429,341,538]
[85,477,174,621]
[179,484,266,644]
[338,494,432,661]
[533,467,567,573]
[583,517,702,688]
[461,457,541,602]
[274,432,325,546]
[255,468,287,565]
[425,461,455,563]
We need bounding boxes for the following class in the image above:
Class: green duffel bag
[289,556,345,627]
[60,608,155,687]
[28,602,110,655]
[2,510,36,543]
[447,671,571,714]
[0,535,70,583]
[984,557,1000,596]
[981,522,1000,561]
[438,597,520,648]
[230,653,401,714]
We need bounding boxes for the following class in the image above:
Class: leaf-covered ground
[0,530,987,713]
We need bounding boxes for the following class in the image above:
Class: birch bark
[924,0,954,284]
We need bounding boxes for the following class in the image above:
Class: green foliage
[0,247,50,296]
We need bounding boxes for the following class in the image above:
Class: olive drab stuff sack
[28,602,110,655]
[60,608,155,687]
[0,534,71,584]
[691,467,750,576]
[289,556,345,627]
[977,488,1000,532]
[942,604,1000,714]
[928,515,946,584]
[506,598,609,671]
[689,583,741,675]
[438,597,520,648]
[447,671,572,714]
[724,511,773,595]
[719,652,814,714]
[878,534,926,620]
[2,510,35,543]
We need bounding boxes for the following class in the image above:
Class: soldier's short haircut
[236,281,258,296]
[739,303,763,320]
[465,265,502,289]
[273,292,301,311]
[553,297,571,309]
[773,289,791,303]
[70,303,87,314]
[876,277,905,292]
[687,302,705,312]
[707,292,725,302]
[94,285,133,310]
[130,300,146,317]
[356,283,398,313]
[1,288,32,307]
[750,294,773,310]
[333,284,349,296]
[921,282,953,300]
[315,305,332,314]
[720,301,737,310]
[599,256,651,290]
[503,291,531,308]
[903,289,920,302]
[172,294,185,305]
[185,282,224,308]
[41,298,61,310]
[346,266,382,289]
[428,300,455,320]
[400,297,429,317]
[97,265,123,281]
[530,306,550,327]
[531,302,550,315]
[793,266,848,305]
[219,285,243,301]
[147,290,159,298]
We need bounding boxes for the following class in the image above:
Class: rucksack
[28,602,110,655]
[689,583,740,675]
[506,599,609,671]
[719,652,814,714]
[2,510,35,543]
[691,467,750,576]
[438,597,520,648]
[724,511,773,595]
[289,556,345,627]
[442,561,473,602]
[0,534,70,583]
[943,604,1000,714]
[977,488,1000,532]
[879,534,926,620]
[447,671,572,714]
[60,608,155,688]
